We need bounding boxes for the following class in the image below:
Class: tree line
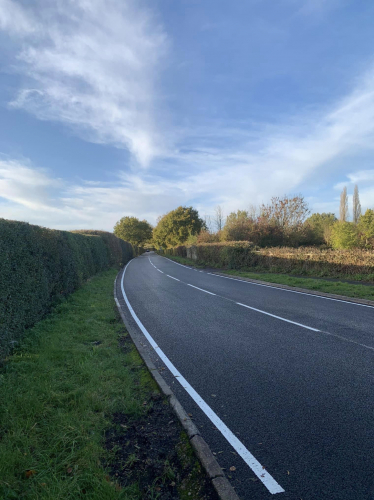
[113,185,374,250]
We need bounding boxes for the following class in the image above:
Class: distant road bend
[117,252,374,500]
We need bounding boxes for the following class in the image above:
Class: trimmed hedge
[0,220,134,360]
[70,229,135,264]
[162,243,374,280]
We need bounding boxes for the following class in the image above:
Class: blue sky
[1,0,374,230]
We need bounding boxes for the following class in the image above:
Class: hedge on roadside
[0,220,134,360]
[162,242,374,280]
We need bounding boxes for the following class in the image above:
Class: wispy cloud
[0,158,61,210]
[0,0,36,34]
[1,0,168,167]
[291,0,344,17]
[1,1,374,228]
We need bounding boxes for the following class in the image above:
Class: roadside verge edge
[161,255,374,308]
[114,268,241,500]
[210,271,374,307]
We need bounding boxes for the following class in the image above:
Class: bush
[189,242,257,269]
[330,222,359,249]
[358,209,374,248]
[0,221,133,360]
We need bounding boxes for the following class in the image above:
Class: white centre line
[236,302,320,332]
[167,274,180,281]
[152,256,374,350]
[187,284,216,295]
[120,261,285,495]
[162,258,374,310]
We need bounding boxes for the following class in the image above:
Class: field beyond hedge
[164,243,374,282]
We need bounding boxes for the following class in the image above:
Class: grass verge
[0,269,217,500]
[163,255,374,302]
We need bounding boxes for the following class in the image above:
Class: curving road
[116,252,374,500]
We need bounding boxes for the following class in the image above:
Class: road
[116,252,374,500]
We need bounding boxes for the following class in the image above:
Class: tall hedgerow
[0,221,133,360]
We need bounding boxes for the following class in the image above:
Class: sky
[1,0,374,231]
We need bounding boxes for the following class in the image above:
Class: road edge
[114,268,241,500]
[161,255,374,308]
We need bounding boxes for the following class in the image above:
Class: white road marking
[154,256,374,351]
[120,261,285,495]
[162,258,193,270]
[207,271,374,309]
[187,284,216,296]
[167,275,180,281]
[236,303,320,332]
[157,269,164,274]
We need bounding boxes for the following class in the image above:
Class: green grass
[0,269,155,500]
[163,255,374,302]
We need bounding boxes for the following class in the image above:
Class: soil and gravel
[105,333,220,500]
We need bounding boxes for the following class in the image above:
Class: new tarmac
[116,252,374,500]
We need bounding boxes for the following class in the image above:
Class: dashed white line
[120,261,285,495]
[187,284,216,296]
[167,274,180,281]
[236,302,320,332]
[151,256,374,351]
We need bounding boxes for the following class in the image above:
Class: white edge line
[120,261,285,495]
[187,284,216,296]
[236,303,320,332]
[156,257,374,350]
[214,273,374,309]
[164,260,374,309]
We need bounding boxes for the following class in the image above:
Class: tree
[358,209,374,247]
[214,205,225,232]
[339,187,349,222]
[152,206,205,248]
[203,214,213,233]
[330,222,359,249]
[305,212,337,244]
[197,230,220,243]
[114,216,153,247]
[260,195,310,229]
[221,210,251,241]
[352,185,362,224]
[248,204,257,220]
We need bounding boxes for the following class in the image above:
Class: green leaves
[152,206,205,248]
[113,217,152,247]
[0,221,133,360]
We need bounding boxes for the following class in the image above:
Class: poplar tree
[352,184,362,224]
[339,187,349,222]
[214,205,225,232]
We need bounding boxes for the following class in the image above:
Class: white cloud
[1,1,374,227]
[2,0,168,167]
[347,170,374,183]
[0,0,36,34]
[0,158,62,210]
[292,0,344,17]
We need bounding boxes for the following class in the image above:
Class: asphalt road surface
[117,252,374,500]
